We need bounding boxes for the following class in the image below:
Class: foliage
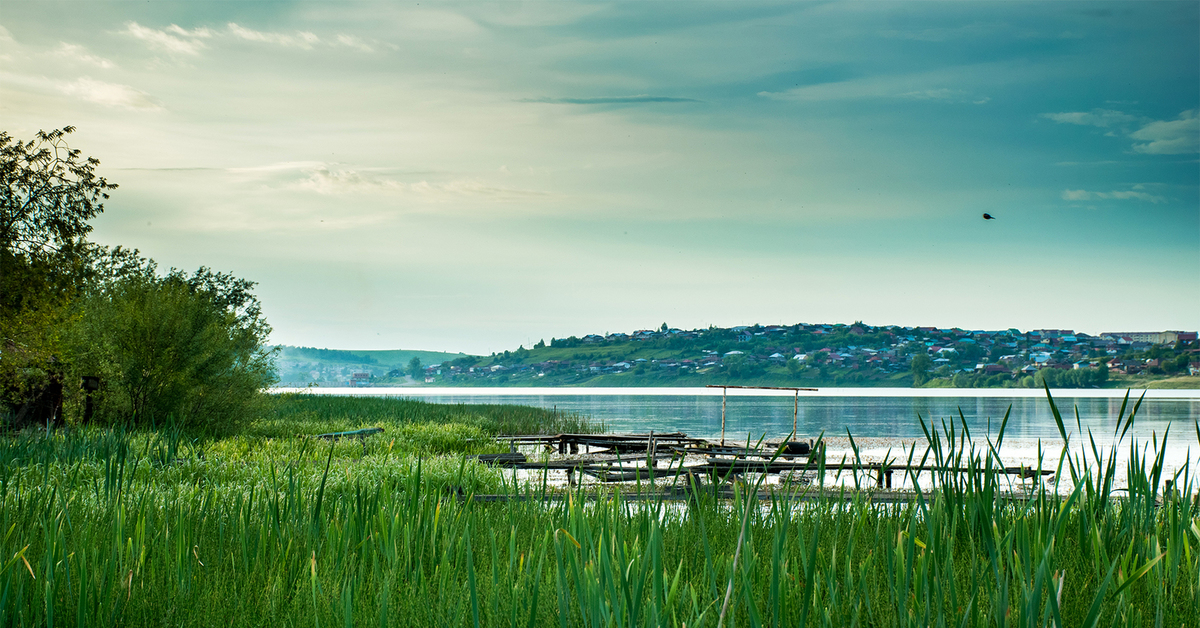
[67,260,276,433]
[0,127,118,415]
[1,128,275,432]
[0,126,116,259]
[910,353,933,386]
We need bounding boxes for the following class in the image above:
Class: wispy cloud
[121,21,376,55]
[758,70,990,105]
[521,95,700,105]
[1042,108,1199,154]
[53,43,115,69]
[898,88,990,104]
[122,22,212,56]
[1040,109,1139,129]
[1129,110,1199,155]
[297,167,547,200]
[335,34,373,53]
[232,162,549,201]
[59,77,161,110]
[1061,185,1166,204]
[227,23,319,49]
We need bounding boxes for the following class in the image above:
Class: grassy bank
[0,393,1196,626]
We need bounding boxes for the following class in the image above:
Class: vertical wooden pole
[721,387,727,446]
[793,390,799,437]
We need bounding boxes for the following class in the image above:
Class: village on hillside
[278,323,1200,389]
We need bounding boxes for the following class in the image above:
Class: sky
[2,1,1197,355]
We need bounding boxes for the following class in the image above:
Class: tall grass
[252,393,602,438]
[0,389,1195,626]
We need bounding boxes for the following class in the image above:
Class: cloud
[335,34,373,52]
[898,89,990,104]
[53,43,115,69]
[59,77,161,110]
[1129,110,1199,155]
[521,95,700,105]
[122,22,211,56]
[297,167,547,200]
[1042,108,1199,155]
[757,69,991,105]
[233,163,549,201]
[1040,109,1139,129]
[227,23,320,49]
[1060,187,1166,204]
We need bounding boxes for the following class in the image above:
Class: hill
[383,323,1197,389]
[271,346,470,386]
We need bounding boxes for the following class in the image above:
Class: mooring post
[721,387,727,446]
[793,390,799,436]
[558,435,566,455]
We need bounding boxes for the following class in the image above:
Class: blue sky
[2,1,1196,354]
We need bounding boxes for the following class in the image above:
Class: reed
[0,389,1195,626]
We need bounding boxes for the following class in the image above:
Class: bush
[70,264,275,433]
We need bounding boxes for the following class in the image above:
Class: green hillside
[271,345,471,386]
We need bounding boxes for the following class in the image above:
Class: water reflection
[394,393,1197,446]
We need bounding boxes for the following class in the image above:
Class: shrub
[70,264,275,433]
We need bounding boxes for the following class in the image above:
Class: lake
[277,386,1200,442]
[276,386,1199,475]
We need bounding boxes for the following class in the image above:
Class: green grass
[1110,375,1200,390]
[0,391,1196,626]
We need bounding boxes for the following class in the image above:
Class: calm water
[281,386,1200,443]
[277,386,1200,488]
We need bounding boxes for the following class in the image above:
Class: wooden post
[886,469,893,489]
[793,390,799,436]
[721,387,727,446]
[648,430,656,468]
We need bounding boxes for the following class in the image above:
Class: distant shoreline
[271,386,1200,399]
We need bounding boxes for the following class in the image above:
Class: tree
[1,126,116,259]
[408,357,423,378]
[2,127,117,419]
[911,354,933,386]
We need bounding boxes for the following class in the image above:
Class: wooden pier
[475,431,1053,490]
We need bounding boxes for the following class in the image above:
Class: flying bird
[982,213,995,220]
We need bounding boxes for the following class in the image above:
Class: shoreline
[271,386,1200,399]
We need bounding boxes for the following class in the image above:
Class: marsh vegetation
[1,391,1196,627]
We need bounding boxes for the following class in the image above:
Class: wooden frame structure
[705,385,818,445]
